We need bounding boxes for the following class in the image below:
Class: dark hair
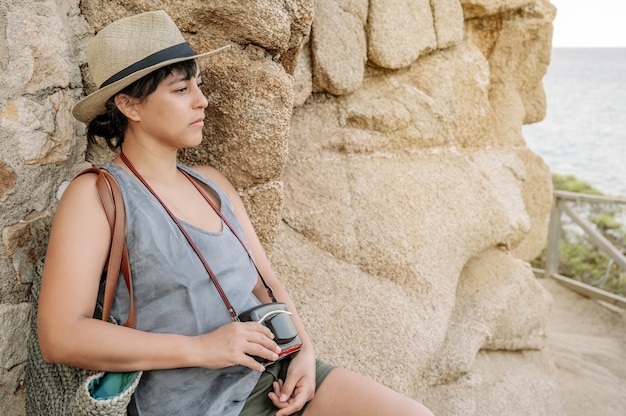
[86,59,199,150]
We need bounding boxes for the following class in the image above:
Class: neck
[116,139,179,183]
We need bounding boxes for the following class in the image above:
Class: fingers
[269,391,306,416]
[268,380,294,414]
[268,379,310,416]
[269,379,285,406]
[195,322,281,371]
[277,372,297,402]
[235,322,282,371]
[238,354,268,373]
[243,320,275,340]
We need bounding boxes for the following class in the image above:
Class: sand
[540,277,626,416]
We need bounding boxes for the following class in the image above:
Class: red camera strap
[119,152,277,321]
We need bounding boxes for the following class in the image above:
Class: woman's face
[130,68,208,149]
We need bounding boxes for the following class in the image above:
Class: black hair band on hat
[99,42,196,89]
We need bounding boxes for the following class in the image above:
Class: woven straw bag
[25,168,141,416]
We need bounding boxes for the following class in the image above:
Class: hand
[268,347,316,416]
[194,322,281,372]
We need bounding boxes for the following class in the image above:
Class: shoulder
[189,165,251,218]
[46,169,111,263]
[62,170,101,202]
[54,170,107,221]
[189,165,240,199]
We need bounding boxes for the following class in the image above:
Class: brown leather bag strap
[76,167,136,328]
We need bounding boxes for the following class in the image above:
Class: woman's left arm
[195,166,316,415]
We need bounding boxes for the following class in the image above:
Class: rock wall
[0,0,559,414]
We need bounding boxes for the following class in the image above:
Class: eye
[175,86,188,94]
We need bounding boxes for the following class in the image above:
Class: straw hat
[72,10,229,123]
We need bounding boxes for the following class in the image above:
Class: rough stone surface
[511,147,553,261]
[311,0,367,95]
[2,212,52,286]
[0,303,31,371]
[0,304,29,416]
[432,0,465,49]
[292,39,313,107]
[427,249,553,383]
[465,0,556,145]
[239,181,285,251]
[461,0,536,19]
[179,50,292,190]
[367,0,437,69]
[0,0,567,414]
[425,349,564,415]
[0,161,16,203]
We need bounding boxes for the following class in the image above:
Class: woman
[37,10,434,416]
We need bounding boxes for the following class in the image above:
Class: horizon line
[552,45,626,48]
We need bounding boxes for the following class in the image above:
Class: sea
[522,48,626,197]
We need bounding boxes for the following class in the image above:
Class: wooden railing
[543,190,626,309]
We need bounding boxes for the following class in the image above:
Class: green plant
[552,173,602,194]
[534,173,626,297]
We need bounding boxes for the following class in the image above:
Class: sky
[550,0,626,47]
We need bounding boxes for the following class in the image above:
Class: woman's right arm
[37,173,279,373]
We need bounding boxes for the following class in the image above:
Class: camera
[239,303,302,364]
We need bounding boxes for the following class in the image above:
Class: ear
[114,94,141,122]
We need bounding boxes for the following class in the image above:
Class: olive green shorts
[239,358,335,416]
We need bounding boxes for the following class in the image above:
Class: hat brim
[72,45,230,123]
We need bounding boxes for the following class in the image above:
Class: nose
[193,83,208,109]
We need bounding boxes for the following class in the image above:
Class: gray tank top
[101,162,262,416]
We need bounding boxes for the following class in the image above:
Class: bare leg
[303,368,435,416]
